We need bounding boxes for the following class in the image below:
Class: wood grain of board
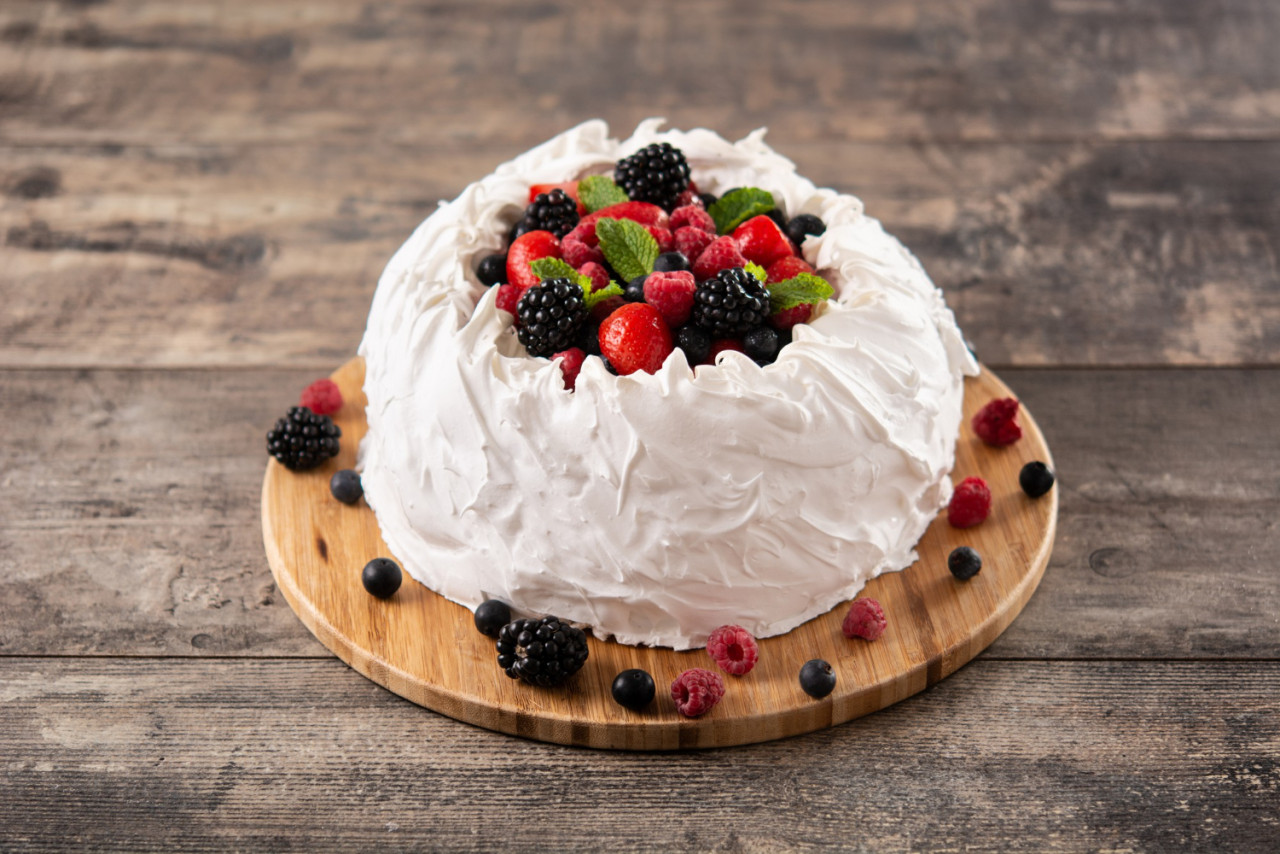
[262,359,1056,749]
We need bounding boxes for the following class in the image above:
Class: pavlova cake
[354,119,978,650]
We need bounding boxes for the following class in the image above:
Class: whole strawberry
[643,270,697,328]
[733,214,794,267]
[598,303,674,375]
[506,230,561,291]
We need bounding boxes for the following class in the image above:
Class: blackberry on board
[266,406,341,471]
[495,615,590,687]
[692,267,770,338]
[614,142,691,210]
[516,278,589,357]
[517,189,580,238]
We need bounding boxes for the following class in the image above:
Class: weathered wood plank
[3,140,1277,368]
[1,368,1276,659]
[1,658,1276,851]
[2,0,1278,147]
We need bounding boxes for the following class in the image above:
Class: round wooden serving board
[263,358,1056,750]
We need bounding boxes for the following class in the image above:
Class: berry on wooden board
[1019,461,1056,498]
[706,624,759,676]
[362,558,402,599]
[473,599,512,637]
[611,669,656,711]
[948,546,983,580]
[329,469,363,504]
[670,668,725,717]
[799,659,837,699]
[948,477,992,528]
[842,597,887,641]
[266,407,341,471]
[495,616,589,688]
[300,378,343,416]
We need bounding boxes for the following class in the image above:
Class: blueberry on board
[948,546,983,581]
[362,558,402,599]
[799,659,836,698]
[611,669,656,711]
[1019,461,1056,498]
[474,599,512,637]
[329,469,363,505]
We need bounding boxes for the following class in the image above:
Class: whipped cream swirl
[358,120,978,649]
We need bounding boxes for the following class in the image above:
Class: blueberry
[361,557,402,598]
[329,469,363,505]
[948,546,982,581]
[799,659,836,699]
[576,322,602,356]
[653,251,689,273]
[625,274,648,303]
[764,207,788,233]
[476,253,507,287]
[611,669,656,711]
[1019,461,1056,498]
[675,325,711,366]
[786,214,826,247]
[743,326,780,365]
[697,193,718,209]
[474,599,512,637]
[599,354,618,375]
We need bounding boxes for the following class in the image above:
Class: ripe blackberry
[266,406,341,471]
[692,267,770,338]
[495,615,589,687]
[517,189,580,238]
[614,142,691,210]
[516,278,588,357]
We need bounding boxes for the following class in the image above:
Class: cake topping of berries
[611,669,656,711]
[506,230,562,292]
[706,624,759,676]
[842,597,887,640]
[495,615,589,687]
[1019,461,1056,498]
[742,326,781,365]
[786,213,826,247]
[948,476,992,528]
[516,278,589,358]
[266,406,341,471]
[973,398,1023,446]
[707,187,776,234]
[614,142,691,211]
[799,659,837,698]
[598,302,674,375]
[476,252,508,287]
[517,189,581,238]
[553,347,586,391]
[675,324,712,366]
[733,214,794,268]
[300,378,343,416]
[692,266,771,338]
[670,668,725,717]
[692,235,748,281]
[948,546,983,580]
[643,270,697,328]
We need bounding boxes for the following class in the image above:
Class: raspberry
[692,236,747,281]
[948,476,992,528]
[577,261,610,293]
[705,624,759,676]
[842,598,887,640]
[300,378,343,415]
[565,220,599,248]
[766,255,815,283]
[972,398,1022,446]
[671,204,716,234]
[674,226,714,265]
[643,270,696,328]
[768,303,813,331]
[733,215,795,267]
[706,338,745,363]
[553,347,586,391]
[598,303,674,375]
[495,283,523,317]
[562,230,604,268]
[646,225,674,254]
[506,230,561,291]
[670,668,725,717]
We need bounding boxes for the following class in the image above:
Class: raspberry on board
[706,624,760,676]
[948,476,992,528]
[300,378,343,415]
[670,668,725,717]
[972,398,1022,446]
[842,598,887,640]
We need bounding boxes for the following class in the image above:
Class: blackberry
[517,189,579,238]
[692,267,770,338]
[675,325,711,365]
[266,406,341,471]
[614,142,691,210]
[786,213,826,247]
[516,278,588,357]
[495,615,589,687]
[329,469,363,504]
[474,599,512,638]
[743,326,780,365]
[476,253,507,287]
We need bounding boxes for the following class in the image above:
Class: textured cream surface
[358,120,978,649]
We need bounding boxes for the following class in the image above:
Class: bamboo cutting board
[262,357,1056,750]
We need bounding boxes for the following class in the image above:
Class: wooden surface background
[1,0,1277,850]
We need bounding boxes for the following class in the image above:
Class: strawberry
[768,303,813,331]
[647,225,674,254]
[733,215,794,267]
[552,347,586,391]
[580,201,670,232]
[643,271,696,328]
[598,303,674,375]
[671,205,717,234]
[766,255,815,283]
[495,283,523,318]
[577,261,610,293]
[692,236,747,281]
[674,226,714,264]
[506,230,561,291]
[529,181,585,214]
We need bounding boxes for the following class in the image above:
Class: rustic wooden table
[2,1,1277,850]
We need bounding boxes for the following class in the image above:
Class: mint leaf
[744,261,767,283]
[708,188,775,235]
[529,257,580,281]
[767,272,834,312]
[583,281,623,311]
[595,217,659,281]
[578,175,629,213]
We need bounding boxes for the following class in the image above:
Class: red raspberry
[598,303,674,375]
[766,255,815,283]
[647,225,674,254]
[972,398,1022,446]
[564,220,599,248]
[577,261,610,293]
[495,283,523,317]
[589,294,627,324]
[506,230,561,291]
[670,668,725,718]
[580,201,670,232]
[671,205,717,234]
[768,304,813,331]
[948,476,992,528]
[706,338,745,364]
[643,270,696,328]
[705,624,759,676]
[673,189,702,209]
[733,215,794,267]
[674,226,714,264]
[300,378,343,415]
[842,598,887,641]
[692,235,747,281]
[528,181,585,214]
[553,347,586,391]
[562,231,604,268]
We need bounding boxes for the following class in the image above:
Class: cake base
[262,358,1056,750]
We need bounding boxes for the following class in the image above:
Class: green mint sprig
[583,281,623,311]
[578,175,630,213]
[767,272,834,313]
[595,217,658,281]
[708,188,775,234]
